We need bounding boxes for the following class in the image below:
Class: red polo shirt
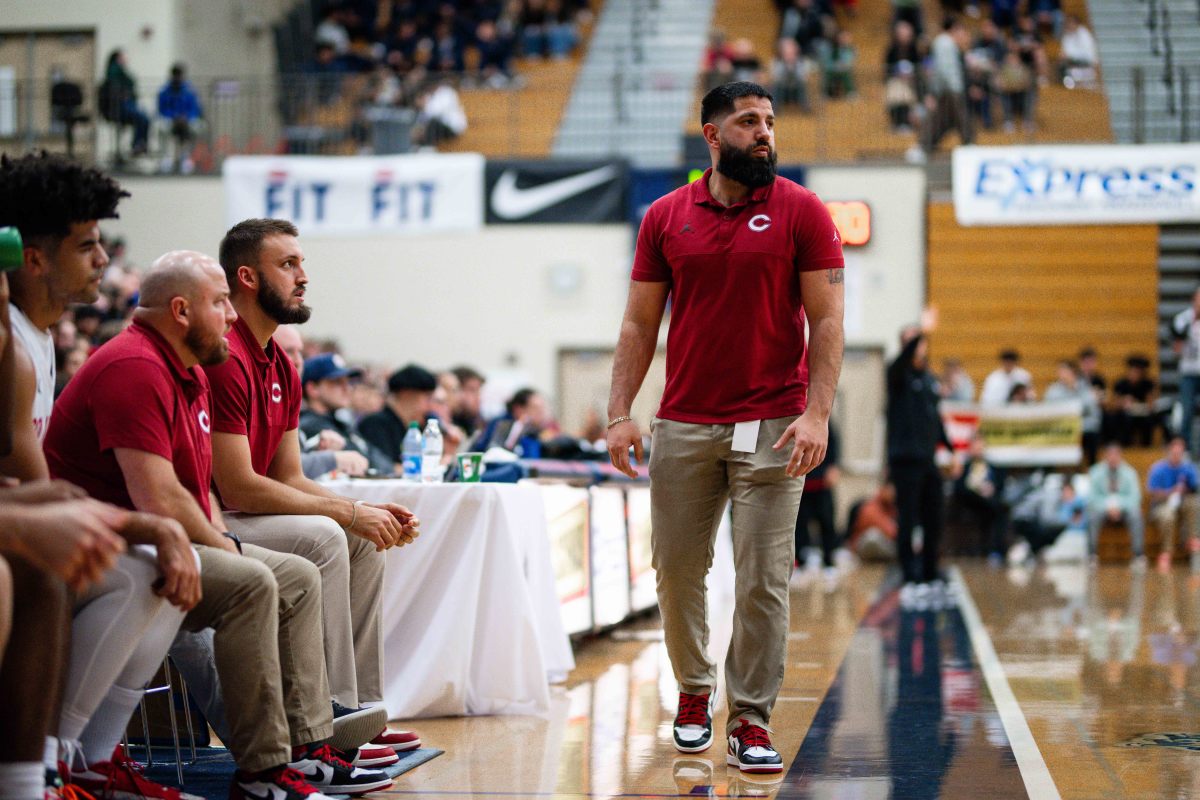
[204,316,300,477]
[632,170,844,424]
[44,318,213,518]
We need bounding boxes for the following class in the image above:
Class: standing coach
[606,81,845,774]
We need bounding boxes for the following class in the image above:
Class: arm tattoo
[828,268,844,285]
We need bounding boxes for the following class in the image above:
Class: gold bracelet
[607,415,633,429]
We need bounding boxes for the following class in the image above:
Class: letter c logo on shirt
[748,214,772,232]
[198,410,211,434]
[271,383,283,404]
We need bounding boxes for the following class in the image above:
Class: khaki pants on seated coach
[649,415,805,734]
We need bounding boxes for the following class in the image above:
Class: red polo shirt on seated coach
[44,317,213,518]
[632,169,844,424]
[204,315,300,478]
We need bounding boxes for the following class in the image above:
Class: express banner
[223,154,485,236]
[952,144,1200,226]
[941,400,1084,466]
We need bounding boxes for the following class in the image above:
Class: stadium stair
[552,0,716,166]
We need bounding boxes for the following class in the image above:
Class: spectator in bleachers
[430,19,467,73]
[475,19,516,88]
[1046,359,1101,464]
[479,387,550,459]
[520,0,579,59]
[990,0,1020,31]
[1112,354,1160,447]
[938,357,975,402]
[995,45,1034,132]
[98,49,150,157]
[1007,382,1034,404]
[1012,13,1048,121]
[821,29,856,99]
[156,63,203,174]
[965,19,1005,130]
[412,78,467,147]
[1173,287,1200,455]
[981,348,1033,406]
[885,60,919,133]
[729,38,765,84]
[450,364,486,437]
[703,29,736,92]
[771,37,811,112]
[920,17,974,156]
[891,0,924,38]
[308,42,350,105]
[954,432,1008,564]
[358,363,438,464]
[1080,346,1109,406]
[1087,442,1146,567]
[1033,0,1064,38]
[884,20,921,79]
[782,0,829,59]
[1147,436,1200,572]
[315,4,353,54]
[73,304,105,345]
[1058,14,1099,89]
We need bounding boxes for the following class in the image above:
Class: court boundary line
[951,565,1062,800]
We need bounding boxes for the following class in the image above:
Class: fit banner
[941,400,1084,466]
[952,144,1200,226]
[223,153,485,236]
[485,159,628,224]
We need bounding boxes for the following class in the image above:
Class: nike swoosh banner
[485,160,629,224]
[223,154,484,236]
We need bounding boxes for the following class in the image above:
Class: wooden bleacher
[698,0,1112,163]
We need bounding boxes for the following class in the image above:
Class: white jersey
[1174,307,1200,375]
[10,303,55,442]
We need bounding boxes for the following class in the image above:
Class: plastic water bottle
[421,419,444,483]
[402,422,423,482]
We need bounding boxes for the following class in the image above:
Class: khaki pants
[180,544,332,773]
[649,416,805,733]
[224,513,384,707]
[1152,495,1200,555]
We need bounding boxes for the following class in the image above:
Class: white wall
[0,0,287,81]
[108,177,635,396]
[805,165,926,357]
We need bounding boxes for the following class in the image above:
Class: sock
[77,684,143,767]
[0,762,47,800]
[42,737,58,772]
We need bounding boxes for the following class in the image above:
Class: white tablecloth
[323,478,575,719]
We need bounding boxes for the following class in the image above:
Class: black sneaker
[288,744,393,796]
[672,691,713,753]
[726,718,783,774]
[230,766,336,800]
[328,702,388,751]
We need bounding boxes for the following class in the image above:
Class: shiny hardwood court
[377,561,1200,799]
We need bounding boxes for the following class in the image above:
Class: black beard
[716,141,778,189]
[258,276,312,324]
[185,326,229,366]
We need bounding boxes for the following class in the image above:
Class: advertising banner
[952,144,1200,226]
[941,400,1084,466]
[485,159,628,224]
[223,154,485,236]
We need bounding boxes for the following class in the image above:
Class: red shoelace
[271,767,320,797]
[732,720,773,749]
[306,744,355,771]
[675,693,710,726]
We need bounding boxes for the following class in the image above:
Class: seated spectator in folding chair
[98,49,150,157]
[156,63,203,174]
[479,387,552,459]
[953,433,1008,565]
[43,251,396,800]
[1112,355,1161,447]
[299,353,395,476]
[1086,442,1146,567]
[1146,436,1200,572]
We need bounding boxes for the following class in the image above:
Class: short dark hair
[387,363,437,393]
[0,151,127,248]
[219,218,299,286]
[1000,348,1020,362]
[701,81,773,125]
[1079,346,1097,360]
[506,387,538,415]
[451,365,485,385]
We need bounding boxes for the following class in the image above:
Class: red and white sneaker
[725,719,784,774]
[70,746,205,800]
[369,728,421,752]
[347,744,399,768]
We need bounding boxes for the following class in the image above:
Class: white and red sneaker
[70,746,205,800]
[725,719,783,774]
[369,728,421,752]
[347,744,399,768]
